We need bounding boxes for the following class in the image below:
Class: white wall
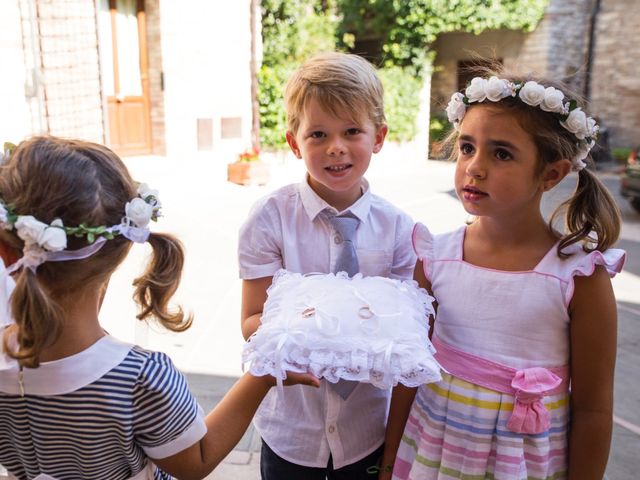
[0,1,36,144]
[159,0,253,160]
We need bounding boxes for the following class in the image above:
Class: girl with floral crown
[379,70,626,479]
[0,136,318,480]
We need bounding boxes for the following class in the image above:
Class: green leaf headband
[446,76,598,171]
[0,182,161,273]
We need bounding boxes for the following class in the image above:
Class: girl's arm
[152,371,319,480]
[379,260,433,479]
[567,265,617,480]
[380,384,418,479]
[240,276,272,340]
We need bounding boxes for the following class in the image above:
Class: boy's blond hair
[284,52,386,134]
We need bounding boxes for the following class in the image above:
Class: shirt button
[334,235,341,244]
[328,425,335,433]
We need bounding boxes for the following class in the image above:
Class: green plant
[611,147,632,164]
[428,113,454,159]
[337,0,548,75]
[378,66,422,142]
[258,0,340,149]
[258,0,550,147]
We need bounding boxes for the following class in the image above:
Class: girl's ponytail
[132,232,192,331]
[4,268,64,368]
[553,167,621,255]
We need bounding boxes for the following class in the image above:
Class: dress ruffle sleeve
[411,223,433,261]
[561,245,626,304]
[411,222,434,281]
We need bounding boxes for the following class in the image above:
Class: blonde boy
[238,52,415,479]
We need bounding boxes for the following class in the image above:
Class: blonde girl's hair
[445,64,621,256]
[284,51,386,133]
[0,136,192,368]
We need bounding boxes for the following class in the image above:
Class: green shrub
[428,113,453,159]
[612,147,632,163]
[378,66,422,142]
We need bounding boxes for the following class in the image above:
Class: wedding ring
[358,306,374,319]
[301,307,316,318]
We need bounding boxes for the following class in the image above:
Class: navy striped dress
[0,335,206,480]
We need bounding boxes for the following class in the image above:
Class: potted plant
[227,146,270,186]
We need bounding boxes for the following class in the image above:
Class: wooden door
[100,0,152,156]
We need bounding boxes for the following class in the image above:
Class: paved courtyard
[98,146,639,479]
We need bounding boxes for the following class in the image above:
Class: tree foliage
[259,0,549,147]
[337,0,548,74]
[259,0,339,148]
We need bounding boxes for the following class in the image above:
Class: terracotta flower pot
[227,161,270,186]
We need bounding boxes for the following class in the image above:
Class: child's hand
[258,371,320,389]
[283,371,321,388]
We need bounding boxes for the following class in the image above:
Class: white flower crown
[0,183,161,273]
[445,76,598,171]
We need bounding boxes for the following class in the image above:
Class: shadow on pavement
[185,372,261,453]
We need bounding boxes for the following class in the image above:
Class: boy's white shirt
[238,175,416,469]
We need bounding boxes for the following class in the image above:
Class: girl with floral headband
[380,71,626,479]
[0,136,318,480]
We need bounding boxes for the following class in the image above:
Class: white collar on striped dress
[0,333,132,395]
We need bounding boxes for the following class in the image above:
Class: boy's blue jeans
[260,440,384,480]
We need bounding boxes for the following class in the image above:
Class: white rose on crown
[38,218,67,252]
[539,87,565,114]
[560,108,590,139]
[485,76,512,102]
[15,216,48,246]
[125,197,154,228]
[518,81,546,106]
[586,117,599,138]
[465,77,488,103]
[446,92,467,125]
[137,183,160,204]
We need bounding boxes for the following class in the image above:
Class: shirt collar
[298,174,372,224]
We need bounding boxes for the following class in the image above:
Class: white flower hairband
[445,76,599,171]
[0,182,161,274]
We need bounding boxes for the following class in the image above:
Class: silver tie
[328,214,359,277]
[328,213,360,399]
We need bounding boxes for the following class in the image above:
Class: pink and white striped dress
[393,224,625,480]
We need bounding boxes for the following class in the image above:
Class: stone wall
[429,0,640,149]
[590,0,640,148]
[145,0,166,155]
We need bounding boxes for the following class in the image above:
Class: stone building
[430,0,640,150]
[0,0,256,159]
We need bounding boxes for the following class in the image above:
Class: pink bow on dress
[507,367,562,434]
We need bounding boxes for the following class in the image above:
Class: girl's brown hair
[0,136,191,367]
[445,65,621,256]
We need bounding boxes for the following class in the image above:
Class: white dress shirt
[238,176,415,468]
